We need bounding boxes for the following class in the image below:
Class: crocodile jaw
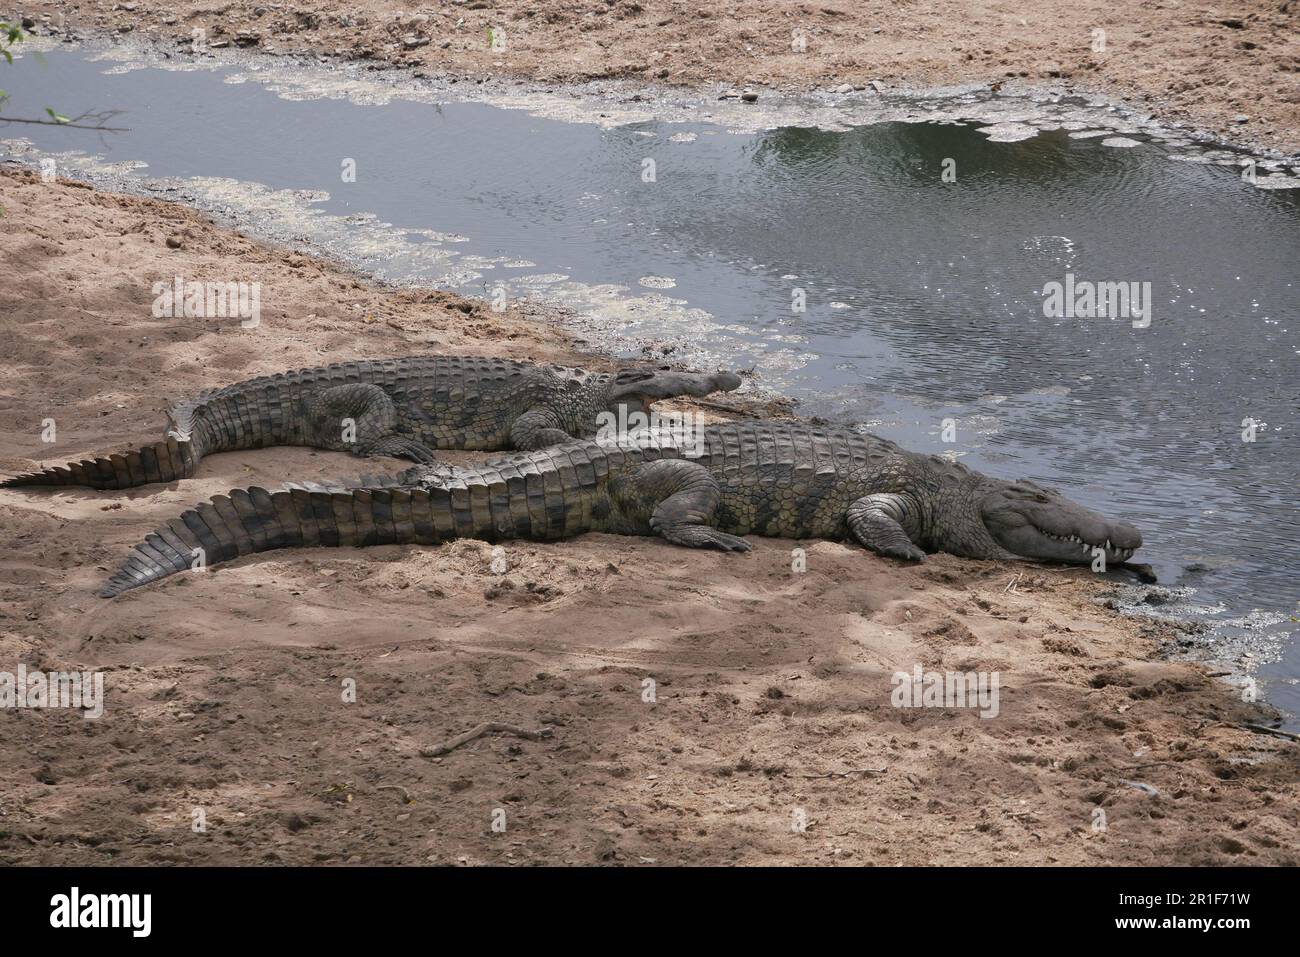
[979,479,1142,566]
[607,368,742,411]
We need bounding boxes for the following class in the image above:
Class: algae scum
[3,43,1298,722]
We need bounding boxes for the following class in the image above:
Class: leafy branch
[0,22,127,131]
[1,20,20,65]
[0,107,128,131]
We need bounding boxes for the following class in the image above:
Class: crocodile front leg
[847,493,926,562]
[305,384,438,464]
[510,408,575,450]
[619,459,752,552]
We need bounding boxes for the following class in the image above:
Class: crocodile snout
[611,368,743,400]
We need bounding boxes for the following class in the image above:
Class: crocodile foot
[656,523,753,552]
[874,541,926,562]
[360,436,439,464]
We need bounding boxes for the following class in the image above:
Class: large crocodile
[1,355,740,490]
[98,420,1143,597]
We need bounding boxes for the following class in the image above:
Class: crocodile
[1,355,741,491]
[98,420,1143,597]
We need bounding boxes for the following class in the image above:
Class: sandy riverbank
[0,168,1295,865]
[9,0,1300,152]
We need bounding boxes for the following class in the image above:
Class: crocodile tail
[1,437,204,490]
[3,372,292,491]
[97,483,481,597]
[97,446,604,597]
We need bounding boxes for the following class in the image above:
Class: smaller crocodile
[2,355,741,491]
[98,421,1143,597]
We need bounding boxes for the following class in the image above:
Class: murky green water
[3,44,1298,721]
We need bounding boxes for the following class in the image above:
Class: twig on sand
[1241,723,1300,742]
[420,722,552,758]
[790,766,887,780]
[1119,779,1160,797]
[1003,574,1021,594]
[376,783,415,804]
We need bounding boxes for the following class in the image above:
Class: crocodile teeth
[1040,529,1124,557]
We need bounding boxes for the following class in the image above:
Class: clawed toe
[402,444,439,465]
[710,532,752,552]
[659,524,752,552]
[362,437,439,464]
[880,543,926,562]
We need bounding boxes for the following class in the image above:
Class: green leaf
[45,107,71,124]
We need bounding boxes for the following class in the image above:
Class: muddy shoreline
[9,0,1300,155]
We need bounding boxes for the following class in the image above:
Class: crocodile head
[975,478,1142,566]
[604,367,742,417]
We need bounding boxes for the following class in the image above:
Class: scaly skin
[99,421,1143,597]
[1,355,741,490]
